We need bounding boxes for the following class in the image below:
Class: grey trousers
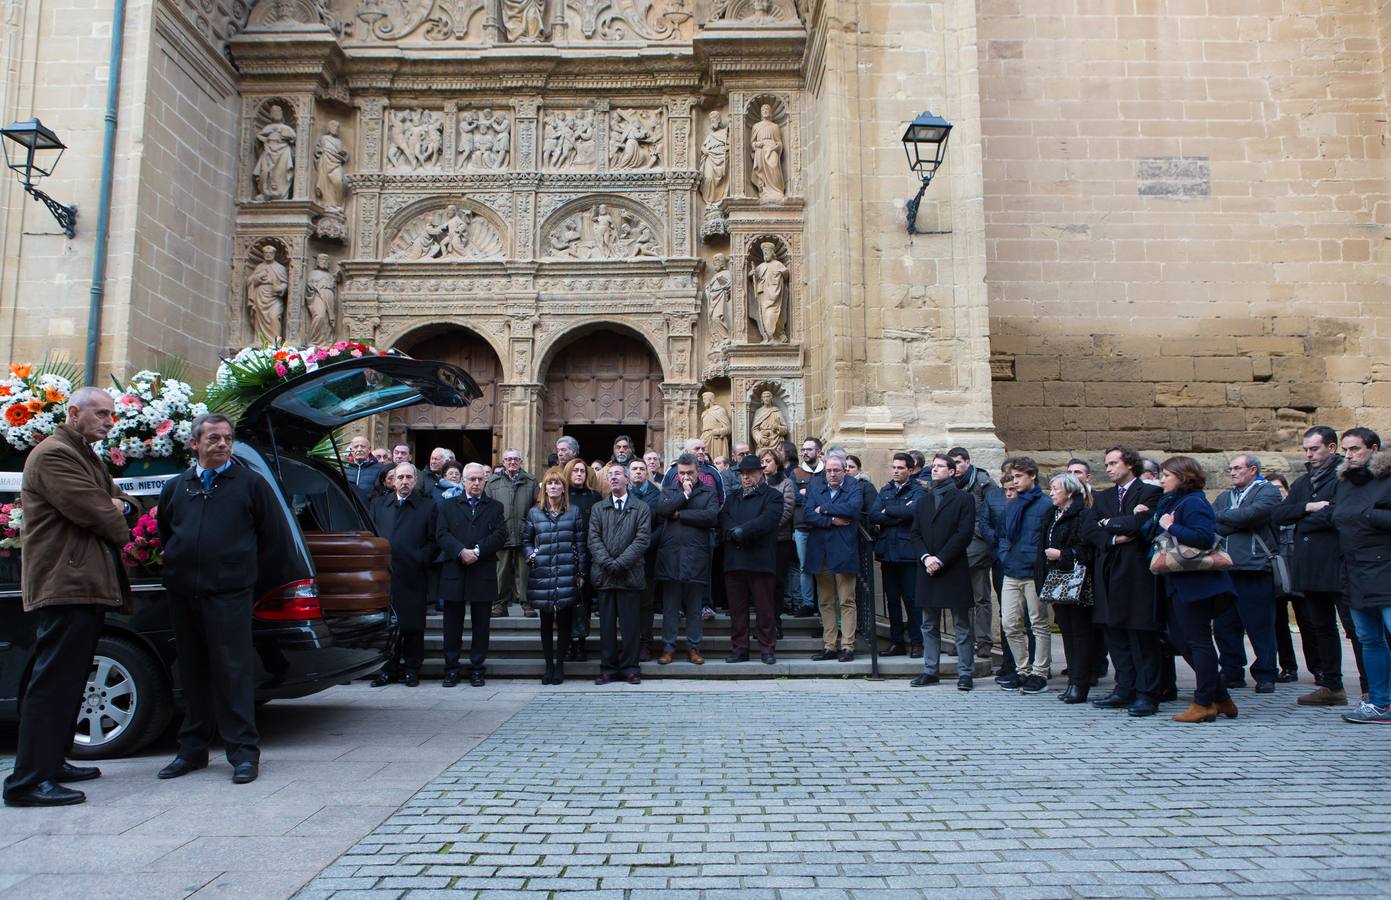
[970,565,995,650]
[922,607,974,676]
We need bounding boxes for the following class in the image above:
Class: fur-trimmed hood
[1338,450,1391,481]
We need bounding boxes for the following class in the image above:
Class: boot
[1067,684,1090,704]
[1171,703,1218,723]
[554,661,565,684]
[1214,697,1239,719]
[1057,685,1078,702]
[1297,685,1348,706]
[542,660,555,685]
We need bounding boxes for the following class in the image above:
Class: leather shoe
[1254,681,1275,694]
[1172,702,1217,723]
[761,654,777,665]
[157,756,208,780]
[1127,697,1158,718]
[625,673,641,685]
[909,645,923,659]
[232,762,258,784]
[957,675,973,692]
[638,646,653,663]
[1092,691,1134,710]
[469,671,486,687]
[1223,674,1247,689]
[402,672,420,687]
[1214,697,1239,719]
[725,653,749,663]
[810,649,837,661]
[910,673,939,687]
[3,781,85,807]
[594,674,612,685]
[838,649,855,663]
[1062,686,1090,705]
[882,643,906,657]
[56,763,101,783]
[442,671,461,688]
[1276,668,1298,683]
[657,650,674,665]
[370,670,397,687]
[687,649,705,665]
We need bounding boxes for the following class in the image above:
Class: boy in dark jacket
[870,452,926,657]
[996,456,1054,693]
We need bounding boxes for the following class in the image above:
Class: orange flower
[5,403,31,426]
[43,386,64,404]
[25,399,44,413]
[9,363,31,379]
[0,385,10,397]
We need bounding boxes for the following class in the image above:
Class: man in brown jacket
[4,387,137,807]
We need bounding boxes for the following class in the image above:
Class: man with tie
[436,462,508,687]
[589,464,652,684]
[155,413,294,785]
[371,463,438,688]
[1082,445,1165,717]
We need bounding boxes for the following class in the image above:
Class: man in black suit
[155,413,296,785]
[371,463,438,688]
[1082,445,1164,717]
[909,453,979,691]
[436,462,508,687]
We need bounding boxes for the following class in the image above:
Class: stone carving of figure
[610,109,659,170]
[304,253,338,345]
[458,111,479,165]
[438,205,474,257]
[704,252,731,343]
[543,110,595,169]
[698,111,729,206]
[633,224,660,257]
[253,105,296,201]
[387,109,443,170]
[749,240,789,343]
[502,0,547,41]
[749,103,786,203]
[547,220,582,257]
[593,204,617,255]
[312,119,348,211]
[486,110,511,167]
[246,245,289,341]
[751,390,789,455]
[700,391,731,462]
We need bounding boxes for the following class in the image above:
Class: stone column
[500,383,545,472]
[660,383,701,463]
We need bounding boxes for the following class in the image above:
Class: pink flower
[155,419,174,436]
[149,505,158,517]
[135,549,149,561]
[350,349,363,358]
[274,363,288,377]
[123,542,136,554]
[4,528,15,538]
[109,447,126,467]
[120,394,142,409]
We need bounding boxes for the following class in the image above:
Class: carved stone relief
[703,252,731,345]
[458,109,512,170]
[542,203,659,259]
[748,101,786,203]
[386,204,507,260]
[252,102,296,201]
[708,0,797,23]
[542,109,597,170]
[387,109,445,171]
[608,108,662,170]
[747,237,789,343]
[566,0,692,42]
[247,0,347,32]
[304,253,339,344]
[502,0,548,40]
[700,390,731,460]
[353,0,486,41]
[749,387,789,453]
[246,241,290,342]
[313,118,349,210]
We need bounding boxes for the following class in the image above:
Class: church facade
[1,0,1387,470]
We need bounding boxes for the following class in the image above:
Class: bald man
[435,463,508,687]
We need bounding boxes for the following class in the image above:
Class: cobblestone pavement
[296,686,1390,900]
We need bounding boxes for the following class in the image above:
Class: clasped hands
[922,555,943,575]
[458,547,480,565]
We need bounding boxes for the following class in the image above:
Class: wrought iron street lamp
[901,110,952,236]
[2,117,78,238]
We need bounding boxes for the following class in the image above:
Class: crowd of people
[349,426,1391,728]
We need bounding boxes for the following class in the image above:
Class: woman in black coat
[1038,473,1095,704]
[563,458,603,660]
[524,468,588,685]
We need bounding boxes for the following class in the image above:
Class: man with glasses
[1213,454,1283,694]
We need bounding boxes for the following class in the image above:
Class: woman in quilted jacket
[524,468,588,685]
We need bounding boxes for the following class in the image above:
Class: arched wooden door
[542,329,664,462]
[389,327,501,466]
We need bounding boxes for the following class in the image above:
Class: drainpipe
[84,0,128,385]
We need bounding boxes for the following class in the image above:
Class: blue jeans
[793,529,816,609]
[1349,605,1391,708]
[1214,570,1279,684]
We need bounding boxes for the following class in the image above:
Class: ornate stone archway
[387,325,503,460]
[539,326,667,462]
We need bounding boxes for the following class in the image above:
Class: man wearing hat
[718,454,786,663]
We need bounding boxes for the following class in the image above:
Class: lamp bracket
[25,184,76,238]
[905,179,930,236]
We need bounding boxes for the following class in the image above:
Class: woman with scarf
[1143,456,1238,723]
[1038,473,1095,704]
[524,468,587,684]
[563,457,604,661]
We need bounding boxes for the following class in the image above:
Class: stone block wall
[978,0,1391,456]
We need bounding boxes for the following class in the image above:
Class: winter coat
[1152,488,1235,605]
[979,483,1007,564]
[344,458,384,506]
[587,493,652,591]
[997,486,1052,579]
[371,492,438,629]
[955,465,999,568]
[568,486,602,533]
[1272,456,1345,594]
[523,504,587,610]
[1332,451,1391,610]
[629,479,663,551]
[766,471,796,542]
[791,460,824,530]
[1213,479,1282,572]
[485,469,539,547]
[870,478,926,564]
[660,462,726,504]
[802,477,864,576]
[910,480,976,611]
[652,481,719,584]
[435,493,508,604]
[20,423,139,611]
[1081,480,1163,630]
[718,481,784,574]
[1035,497,1093,594]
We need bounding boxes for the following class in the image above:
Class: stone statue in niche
[387,205,506,260]
[542,110,596,169]
[304,253,338,345]
[312,119,348,211]
[698,111,729,205]
[458,109,512,170]
[252,105,296,201]
[387,109,444,171]
[543,204,658,259]
[703,252,731,344]
[246,244,289,342]
[751,390,789,455]
[749,241,789,343]
[502,0,547,41]
[700,392,731,462]
[609,109,662,170]
[749,103,786,203]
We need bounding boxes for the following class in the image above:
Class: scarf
[1005,485,1043,544]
